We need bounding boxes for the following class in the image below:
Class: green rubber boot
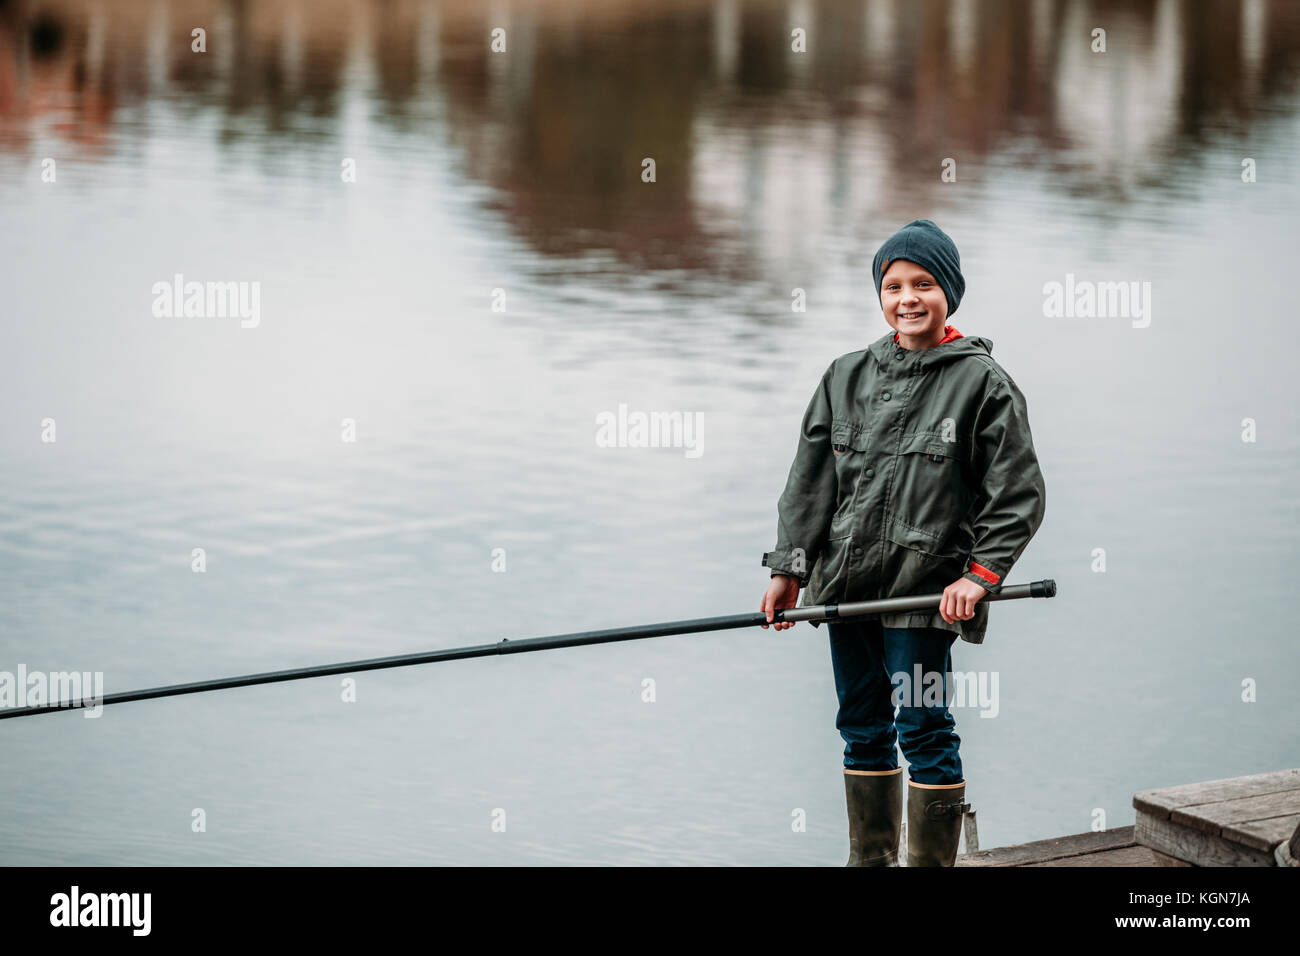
[844,768,903,866]
[906,780,969,867]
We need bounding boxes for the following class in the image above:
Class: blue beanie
[872,219,965,318]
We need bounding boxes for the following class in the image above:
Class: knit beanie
[872,219,965,318]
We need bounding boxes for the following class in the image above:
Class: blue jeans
[827,618,963,785]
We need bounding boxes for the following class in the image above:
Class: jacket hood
[868,330,993,370]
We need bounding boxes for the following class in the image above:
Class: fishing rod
[1,579,1055,721]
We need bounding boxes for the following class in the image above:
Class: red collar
[894,324,963,347]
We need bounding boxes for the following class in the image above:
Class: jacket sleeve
[763,363,838,586]
[960,374,1046,595]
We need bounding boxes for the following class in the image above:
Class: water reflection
[3,0,1299,271]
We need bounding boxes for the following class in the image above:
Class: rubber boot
[906,780,969,867]
[843,768,903,866]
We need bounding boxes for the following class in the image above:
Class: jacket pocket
[885,432,974,555]
[804,531,853,606]
[830,418,869,455]
[830,418,869,515]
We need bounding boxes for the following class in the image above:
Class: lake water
[2,0,1298,865]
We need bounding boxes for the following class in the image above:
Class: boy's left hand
[940,578,989,623]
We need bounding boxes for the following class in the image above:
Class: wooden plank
[1171,790,1300,836]
[1224,813,1300,853]
[1150,849,1196,867]
[1135,811,1274,866]
[962,810,979,853]
[1133,768,1300,818]
[1024,844,1161,867]
[958,826,1136,867]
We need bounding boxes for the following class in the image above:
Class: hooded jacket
[763,328,1046,644]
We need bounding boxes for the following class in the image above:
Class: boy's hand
[941,578,989,623]
[761,575,801,631]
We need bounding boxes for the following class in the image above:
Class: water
[1,0,1298,865]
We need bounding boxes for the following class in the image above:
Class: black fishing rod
[0,579,1055,720]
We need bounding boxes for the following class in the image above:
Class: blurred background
[1,0,1297,865]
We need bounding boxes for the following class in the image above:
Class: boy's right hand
[760,574,801,630]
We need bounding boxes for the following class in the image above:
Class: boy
[759,219,1046,866]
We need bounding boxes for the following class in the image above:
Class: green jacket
[763,331,1046,644]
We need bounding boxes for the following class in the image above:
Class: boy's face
[880,259,948,349]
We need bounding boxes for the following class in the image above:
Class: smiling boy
[759,219,1046,866]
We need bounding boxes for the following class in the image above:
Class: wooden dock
[1134,768,1300,867]
[957,825,1161,866]
[951,768,1300,867]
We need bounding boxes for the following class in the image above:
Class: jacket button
[894,350,905,360]
[852,547,864,557]
[864,468,875,479]
[882,391,892,401]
